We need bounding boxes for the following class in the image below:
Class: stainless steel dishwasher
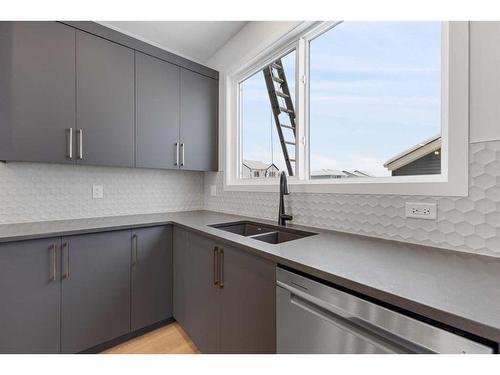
[277,267,495,354]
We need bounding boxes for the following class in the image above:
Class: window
[309,22,442,178]
[226,22,469,196]
[239,49,296,179]
[253,171,260,178]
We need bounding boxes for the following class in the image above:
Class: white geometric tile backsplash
[1,141,499,258]
[0,162,204,224]
[204,140,500,258]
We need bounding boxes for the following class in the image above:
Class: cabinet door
[131,226,173,331]
[61,231,131,353]
[179,69,218,171]
[76,31,135,167]
[173,227,219,353]
[0,238,61,353]
[0,22,75,164]
[219,245,276,353]
[135,52,180,169]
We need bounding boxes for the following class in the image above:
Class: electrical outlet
[92,184,104,199]
[405,202,437,220]
[210,185,217,197]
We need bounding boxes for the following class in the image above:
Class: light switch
[92,184,104,199]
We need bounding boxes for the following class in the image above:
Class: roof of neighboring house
[384,134,441,171]
[342,170,374,177]
[352,170,372,177]
[310,169,349,177]
[242,160,278,171]
[310,169,373,178]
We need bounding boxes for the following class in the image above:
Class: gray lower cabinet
[173,227,220,353]
[0,225,174,354]
[0,238,61,353]
[131,226,173,331]
[135,52,180,170]
[173,228,276,353]
[61,231,131,353]
[179,68,218,171]
[76,30,135,168]
[0,22,76,164]
[219,244,276,353]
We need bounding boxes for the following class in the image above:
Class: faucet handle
[280,171,289,195]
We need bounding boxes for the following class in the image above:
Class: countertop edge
[0,220,175,243]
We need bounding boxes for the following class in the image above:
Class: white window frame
[224,21,469,196]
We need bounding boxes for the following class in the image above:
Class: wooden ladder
[263,59,296,176]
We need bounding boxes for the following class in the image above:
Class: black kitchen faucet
[278,171,293,226]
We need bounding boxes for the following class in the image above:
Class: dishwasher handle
[278,281,431,354]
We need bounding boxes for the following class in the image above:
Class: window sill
[224,174,468,197]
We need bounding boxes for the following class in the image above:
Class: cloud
[309,78,438,93]
[310,93,439,108]
[309,54,440,77]
[309,21,441,78]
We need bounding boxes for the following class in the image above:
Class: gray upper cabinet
[173,227,220,353]
[180,69,218,171]
[219,244,276,353]
[76,31,135,168]
[131,226,173,331]
[0,22,76,164]
[0,238,61,353]
[135,52,180,169]
[61,231,131,353]
[0,22,218,171]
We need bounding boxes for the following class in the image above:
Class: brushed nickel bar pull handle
[131,234,138,265]
[213,246,219,286]
[180,143,185,167]
[219,248,224,288]
[174,142,179,166]
[67,128,73,159]
[135,235,138,264]
[77,129,83,159]
[62,242,69,279]
[50,244,57,281]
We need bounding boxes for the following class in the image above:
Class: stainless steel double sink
[209,221,316,244]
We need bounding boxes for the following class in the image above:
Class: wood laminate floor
[103,322,199,354]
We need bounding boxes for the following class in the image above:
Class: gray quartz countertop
[1,210,500,344]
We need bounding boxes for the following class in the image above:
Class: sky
[240,22,441,177]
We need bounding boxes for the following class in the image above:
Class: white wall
[470,22,500,143]
[204,21,500,258]
[206,21,302,70]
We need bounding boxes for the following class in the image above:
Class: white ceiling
[98,21,248,64]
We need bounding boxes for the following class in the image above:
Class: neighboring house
[310,169,373,179]
[242,160,280,178]
[384,135,441,176]
[311,169,348,179]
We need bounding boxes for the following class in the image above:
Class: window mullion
[296,37,308,181]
